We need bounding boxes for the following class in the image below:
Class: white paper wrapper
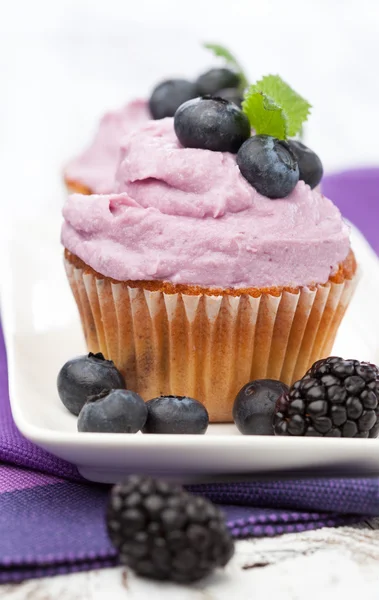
[65,257,358,422]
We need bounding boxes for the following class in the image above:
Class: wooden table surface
[1,519,378,599]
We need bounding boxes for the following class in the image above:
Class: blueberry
[149,79,198,120]
[174,97,250,153]
[78,389,147,433]
[214,88,243,107]
[196,68,241,96]
[57,352,125,416]
[233,379,289,435]
[142,396,209,434]
[237,135,299,198]
[286,141,323,189]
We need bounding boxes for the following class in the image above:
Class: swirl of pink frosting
[64,99,150,194]
[62,118,350,289]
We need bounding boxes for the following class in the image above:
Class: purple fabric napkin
[322,167,379,255]
[0,169,379,583]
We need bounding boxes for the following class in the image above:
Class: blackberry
[274,357,379,438]
[107,476,234,582]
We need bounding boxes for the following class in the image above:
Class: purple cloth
[0,168,379,583]
[323,167,379,254]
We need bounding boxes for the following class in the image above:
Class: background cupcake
[63,43,248,195]
[62,79,357,422]
[64,99,150,195]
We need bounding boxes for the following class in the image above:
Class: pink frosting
[62,118,350,289]
[64,99,150,194]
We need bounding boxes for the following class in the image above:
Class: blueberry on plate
[174,97,250,153]
[196,68,241,96]
[149,79,198,120]
[237,135,299,198]
[233,379,289,435]
[215,87,243,107]
[78,389,147,433]
[57,352,125,416]
[287,140,323,189]
[142,395,209,434]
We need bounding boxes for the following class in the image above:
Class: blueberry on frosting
[174,97,250,153]
[237,135,299,199]
[215,87,243,107]
[287,140,323,189]
[149,79,198,120]
[196,67,241,96]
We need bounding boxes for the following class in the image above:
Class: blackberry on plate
[107,476,234,583]
[274,357,379,438]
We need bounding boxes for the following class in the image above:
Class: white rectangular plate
[2,219,379,483]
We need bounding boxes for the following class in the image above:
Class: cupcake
[64,99,150,195]
[64,46,246,195]
[62,81,357,423]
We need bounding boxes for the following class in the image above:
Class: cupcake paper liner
[65,258,357,422]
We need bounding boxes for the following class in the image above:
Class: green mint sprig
[203,42,248,91]
[242,75,311,139]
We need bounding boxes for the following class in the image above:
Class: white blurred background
[1,0,379,218]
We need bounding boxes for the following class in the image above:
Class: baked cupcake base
[64,250,357,423]
[64,178,92,195]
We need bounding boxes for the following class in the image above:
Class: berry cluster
[58,353,378,586]
[232,358,379,438]
[173,96,322,198]
[149,64,322,199]
[148,67,243,120]
[57,353,209,434]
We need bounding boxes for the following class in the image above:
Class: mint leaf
[242,75,311,139]
[203,42,248,90]
[242,91,287,139]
